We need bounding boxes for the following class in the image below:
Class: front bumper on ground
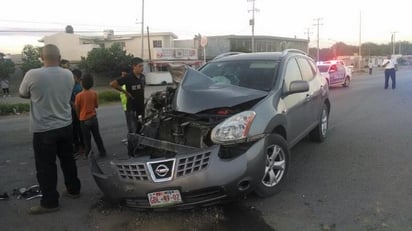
[90,134,267,209]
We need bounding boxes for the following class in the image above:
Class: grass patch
[98,90,120,104]
[0,103,30,115]
[0,90,120,116]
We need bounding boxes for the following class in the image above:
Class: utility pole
[304,28,313,54]
[141,0,145,58]
[247,0,259,53]
[313,18,323,62]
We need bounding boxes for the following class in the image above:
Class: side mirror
[284,80,309,96]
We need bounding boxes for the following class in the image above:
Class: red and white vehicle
[317,60,352,87]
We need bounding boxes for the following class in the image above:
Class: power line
[0,19,136,30]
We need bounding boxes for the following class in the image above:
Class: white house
[39,30,198,62]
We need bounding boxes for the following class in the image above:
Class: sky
[0,0,410,54]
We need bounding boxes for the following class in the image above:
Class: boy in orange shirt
[74,74,107,159]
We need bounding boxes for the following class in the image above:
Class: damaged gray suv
[91,49,330,209]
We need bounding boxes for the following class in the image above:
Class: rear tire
[309,104,328,142]
[255,134,290,197]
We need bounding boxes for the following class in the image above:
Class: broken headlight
[211,111,256,145]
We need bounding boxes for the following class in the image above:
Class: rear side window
[297,58,316,81]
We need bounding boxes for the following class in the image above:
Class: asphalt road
[1,68,412,230]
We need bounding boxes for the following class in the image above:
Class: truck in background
[144,48,203,85]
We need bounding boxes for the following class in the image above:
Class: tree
[21,45,42,75]
[79,43,134,77]
[0,57,15,79]
[65,25,74,34]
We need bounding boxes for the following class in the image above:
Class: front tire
[309,104,329,142]
[343,76,350,87]
[255,134,290,197]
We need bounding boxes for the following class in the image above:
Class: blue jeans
[126,110,143,133]
[80,116,106,156]
[384,68,396,89]
[33,124,81,208]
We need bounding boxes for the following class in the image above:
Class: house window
[153,40,162,48]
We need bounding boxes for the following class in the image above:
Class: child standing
[1,79,10,97]
[71,69,84,158]
[74,74,107,159]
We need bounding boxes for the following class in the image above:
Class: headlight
[211,111,256,145]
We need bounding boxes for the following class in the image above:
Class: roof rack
[281,49,307,56]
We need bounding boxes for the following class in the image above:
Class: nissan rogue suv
[90,49,330,209]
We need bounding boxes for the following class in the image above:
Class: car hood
[172,68,268,114]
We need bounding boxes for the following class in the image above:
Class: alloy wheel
[321,108,328,137]
[262,144,286,187]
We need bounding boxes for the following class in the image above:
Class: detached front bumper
[90,134,267,209]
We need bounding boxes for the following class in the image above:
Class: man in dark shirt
[110,58,146,133]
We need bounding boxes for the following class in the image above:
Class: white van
[144,60,203,85]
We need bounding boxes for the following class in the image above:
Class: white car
[317,60,351,87]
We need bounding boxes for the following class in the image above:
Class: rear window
[199,60,278,91]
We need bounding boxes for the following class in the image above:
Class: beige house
[39,32,99,62]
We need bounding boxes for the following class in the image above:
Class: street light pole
[358,11,362,70]
[390,31,397,55]
[313,18,323,62]
[304,28,312,54]
[248,0,259,53]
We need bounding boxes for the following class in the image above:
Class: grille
[176,152,211,177]
[116,163,149,181]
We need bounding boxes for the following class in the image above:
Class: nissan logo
[155,164,169,177]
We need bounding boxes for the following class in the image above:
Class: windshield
[199,60,278,91]
[317,65,330,72]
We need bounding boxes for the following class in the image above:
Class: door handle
[305,93,312,101]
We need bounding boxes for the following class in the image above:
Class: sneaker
[63,190,81,199]
[28,205,59,215]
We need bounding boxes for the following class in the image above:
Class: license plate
[148,190,182,207]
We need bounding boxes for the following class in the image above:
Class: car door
[336,63,346,83]
[281,58,310,145]
[296,57,323,129]
[328,64,338,84]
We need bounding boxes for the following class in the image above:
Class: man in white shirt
[381,55,396,89]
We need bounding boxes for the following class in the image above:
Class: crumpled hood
[172,68,268,114]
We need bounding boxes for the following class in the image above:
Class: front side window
[297,58,316,81]
[283,58,303,91]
